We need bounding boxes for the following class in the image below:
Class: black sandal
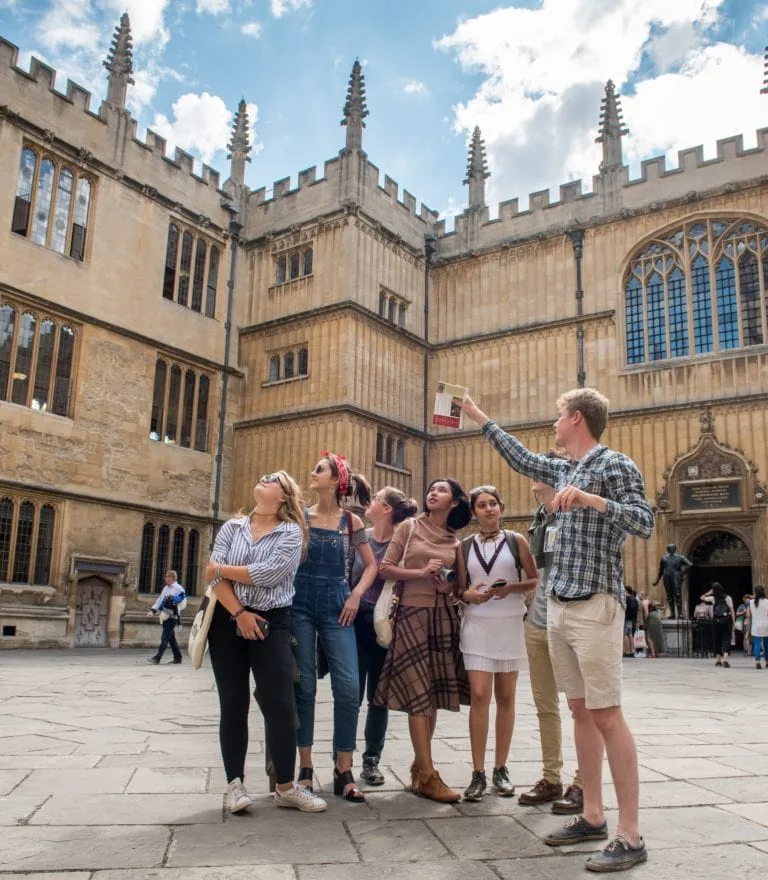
[298,767,314,792]
[334,767,365,802]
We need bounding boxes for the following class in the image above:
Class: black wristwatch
[231,608,246,621]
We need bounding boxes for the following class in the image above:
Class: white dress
[461,534,528,673]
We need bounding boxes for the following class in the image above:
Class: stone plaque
[680,480,741,512]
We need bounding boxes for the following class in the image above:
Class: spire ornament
[227,98,252,187]
[596,79,628,173]
[463,126,490,210]
[104,12,134,110]
[341,59,368,151]
[761,46,768,94]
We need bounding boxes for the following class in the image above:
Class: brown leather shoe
[551,784,583,814]
[415,769,461,803]
[410,761,420,794]
[518,778,563,805]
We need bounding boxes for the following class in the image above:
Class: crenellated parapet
[0,37,228,227]
[436,128,768,260]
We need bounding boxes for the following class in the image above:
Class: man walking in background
[147,570,186,665]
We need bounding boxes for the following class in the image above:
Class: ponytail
[380,486,419,524]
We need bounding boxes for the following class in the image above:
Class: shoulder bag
[188,583,218,669]
[373,518,416,648]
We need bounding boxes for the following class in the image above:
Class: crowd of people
[195,386,653,873]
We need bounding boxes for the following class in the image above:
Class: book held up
[433,381,468,429]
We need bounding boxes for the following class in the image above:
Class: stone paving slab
[1,650,767,876]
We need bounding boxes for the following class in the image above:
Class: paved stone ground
[1,650,767,878]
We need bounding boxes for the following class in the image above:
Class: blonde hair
[243,471,309,550]
[557,388,609,441]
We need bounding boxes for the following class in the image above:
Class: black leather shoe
[492,766,515,797]
[552,784,583,814]
[585,836,648,872]
[463,770,487,802]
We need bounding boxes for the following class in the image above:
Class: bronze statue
[653,544,692,619]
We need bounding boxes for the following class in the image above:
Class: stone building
[1,14,767,647]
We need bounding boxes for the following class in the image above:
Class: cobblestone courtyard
[1,650,767,878]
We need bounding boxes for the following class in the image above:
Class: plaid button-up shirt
[482,421,655,606]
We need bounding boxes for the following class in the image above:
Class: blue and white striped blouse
[210,517,303,610]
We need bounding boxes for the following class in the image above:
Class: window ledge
[269,273,314,292]
[620,342,768,374]
[0,583,56,595]
[262,374,309,387]
[148,437,210,454]
[10,230,86,265]
[0,398,72,421]
[161,298,217,320]
[375,462,411,476]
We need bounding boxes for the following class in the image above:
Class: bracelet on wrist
[231,608,246,621]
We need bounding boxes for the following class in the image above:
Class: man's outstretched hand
[456,394,490,427]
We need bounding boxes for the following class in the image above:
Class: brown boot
[410,761,420,794]
[551,784,583,815]
[415,769,461,803]
[518,778,563,805]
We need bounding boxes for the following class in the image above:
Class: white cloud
[436,0,765,207]
[103,0,171,45]
[240,21,262,38]
[38,0,100,50]
[270,0,312,18]
[152,93,259,166]
[403,80,428,96]
[195,0,230,14]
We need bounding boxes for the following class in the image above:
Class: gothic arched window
[625,218,768,365]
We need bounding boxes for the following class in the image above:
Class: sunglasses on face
[257,473,287,491]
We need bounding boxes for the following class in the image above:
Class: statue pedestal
[661,618,692,656]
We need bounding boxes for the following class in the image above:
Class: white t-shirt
[750,599,768,637]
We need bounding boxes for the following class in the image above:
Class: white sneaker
[226,778,253,813]
[274,782,328,812]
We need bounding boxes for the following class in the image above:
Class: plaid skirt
[374,601,470,715]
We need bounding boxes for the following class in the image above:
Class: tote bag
[188,584,218,669]
[373,518,415,649]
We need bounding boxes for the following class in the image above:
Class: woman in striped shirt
[206,471,327,815]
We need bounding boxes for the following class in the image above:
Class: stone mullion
[7,497,19,584]
[189,372,200,451]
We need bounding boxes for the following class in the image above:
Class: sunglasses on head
[470,485,497,496]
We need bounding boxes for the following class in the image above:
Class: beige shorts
[546,592,624,710]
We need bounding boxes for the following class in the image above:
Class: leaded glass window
[150,359,211,452]
[624,218,768,365]
[139,521,203,595]
[0,498,58,586]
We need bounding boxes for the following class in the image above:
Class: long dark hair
[712,582,726,603]
[323,455,372,508]
[424,478,471,531]
[754,585,765,608]
[380,486,419,524]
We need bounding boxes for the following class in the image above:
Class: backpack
[461,530,522,583]
[713,599,731,621]
[625,592,638,622]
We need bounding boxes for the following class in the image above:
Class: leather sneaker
[492,766,515,797]
[463,770,487,802]
[552,784,584,815]
[519,778,563,805]
[585,836,648,872]
[226,778,253,814]
[544,815,609,847]
[361,758,385,786]
[415,769,461,803]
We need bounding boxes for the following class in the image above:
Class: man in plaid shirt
[460,388,653,873]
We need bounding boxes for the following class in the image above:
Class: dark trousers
[354,603,389,761]
[208,603,296,785]
[154,618,182,662]
[713,619,733,656]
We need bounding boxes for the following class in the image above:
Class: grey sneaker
[492,765,515,797]
[544,815,609,847]
[463,770,487,802]
[226,778,253,814]
[585,836,648,872]
[274,782,328,812]
[360,758,385,786]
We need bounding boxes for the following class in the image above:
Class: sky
[1,0,767,222]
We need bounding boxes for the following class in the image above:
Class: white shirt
[750,599,768,637]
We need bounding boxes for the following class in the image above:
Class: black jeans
[154,618,182,662]
[354,602,389,760]
[713,618,733,656]
[208,603,296,785]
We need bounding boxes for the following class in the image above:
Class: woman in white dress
[458,485,538,801]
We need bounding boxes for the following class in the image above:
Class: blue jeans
[355,602,389,760]
[292,521,360,755]
[753,635,768,661]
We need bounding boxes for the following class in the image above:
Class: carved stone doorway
[74,576,111,647]
[686,531,752,623]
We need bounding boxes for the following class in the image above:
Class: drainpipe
[423,234,436,498]
[211,205,242,549]
[569,228,586,388]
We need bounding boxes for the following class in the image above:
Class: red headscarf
[321,451,349,496]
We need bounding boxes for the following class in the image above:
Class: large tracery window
[625,218,768,365]
[0,497,57,585]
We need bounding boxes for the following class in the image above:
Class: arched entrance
[687,531,753,611]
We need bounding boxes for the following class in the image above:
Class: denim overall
[292,510,360,754]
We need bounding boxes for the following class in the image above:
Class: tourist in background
[351,486,418,786]
[747,586,768,669]
[623,587,639,658]
[376,478,472,803]
[458,485,537,801]
[146,570,186,665]
[518,477,584,815]
[644,600,665,658]
[710,582,735,668]
[206,471,327,814]
[292,453,376,803]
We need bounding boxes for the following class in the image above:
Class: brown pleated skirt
[374,600,470,716]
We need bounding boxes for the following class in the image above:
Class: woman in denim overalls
[292,453,377,801]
